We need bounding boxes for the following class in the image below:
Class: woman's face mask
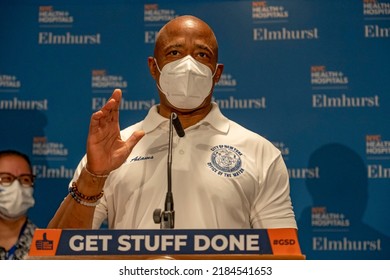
[0,180,35,220]
[155,55,218,110]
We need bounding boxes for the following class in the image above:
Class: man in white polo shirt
[49,15,297,230]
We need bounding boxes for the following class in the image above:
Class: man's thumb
[126,130,145,149]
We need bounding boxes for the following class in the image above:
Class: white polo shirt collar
[142,102,230,134]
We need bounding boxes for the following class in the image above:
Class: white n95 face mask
[155,55,217,110]
[0,181,35,220]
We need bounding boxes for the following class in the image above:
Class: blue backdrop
[1,0,389,259]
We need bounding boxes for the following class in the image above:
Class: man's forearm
[47,195,96,228]
[48,168,106,229]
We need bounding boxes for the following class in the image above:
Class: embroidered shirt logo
[130,155,154,162]
[207,145,244,177]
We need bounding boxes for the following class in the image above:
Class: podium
[28,228,305,260]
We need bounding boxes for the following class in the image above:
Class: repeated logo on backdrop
[91,70,128,92]
[1,0,389,259]
[91,69,156,111]
[310,207,382,253]
[213,72,264,110]
[366,135,390,159]
[252,1,289,20]
[38,6,101,45]
[311,207,350,228]
[363,0,390,38]
[310,65,349,88]
[310,65,380,108]
[144,4,179,44]
[366,134,390,179]
[31,135,72,180]
[32,137,68,158]
[0,75,48,110]
[0,74,21,90]
[252,1,319,41]
[144,4,177,22]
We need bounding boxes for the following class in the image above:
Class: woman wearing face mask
[0,150,37,260]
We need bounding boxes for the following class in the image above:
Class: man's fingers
[89,110,102,132]
[103,89,121,122]
[126,130,146,152]
[90,89,122,130]
[109,88,122,102]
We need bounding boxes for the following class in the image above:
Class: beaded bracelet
[69,189,101,207]
[70,181,104,201]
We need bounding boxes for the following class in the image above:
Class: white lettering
[254,27,319,41]
[69,235,84,251]
[313,237,382,251]
[312,94,380,108]
[117,235,131,251]
[68,235,112,252]
[0,97,48,110]
[288,167,320,179]
[194,235,210,251]
[33,165,74,179]
[38,32,101,45]
[214,96,266,109]
[194,234,260,252]
[368,164,390,178]
[92,97,156,111]
[365,25,390,38]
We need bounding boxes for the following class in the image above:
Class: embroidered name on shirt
[207,145,245,177]
[130,155,154,162]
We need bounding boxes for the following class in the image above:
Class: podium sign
[29,228,303,259]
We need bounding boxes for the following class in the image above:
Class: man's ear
[213,63,224,83]
[148,57,158,80]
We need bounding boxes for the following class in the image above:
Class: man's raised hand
[86,89,145,175]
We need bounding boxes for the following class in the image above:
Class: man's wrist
[76,167,107,196]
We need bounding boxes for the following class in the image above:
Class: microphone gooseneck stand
[153,112,184,229]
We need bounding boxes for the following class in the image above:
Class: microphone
[172,113,185,137]
[153,112,185,229]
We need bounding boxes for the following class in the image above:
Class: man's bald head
[154,15,219,61]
